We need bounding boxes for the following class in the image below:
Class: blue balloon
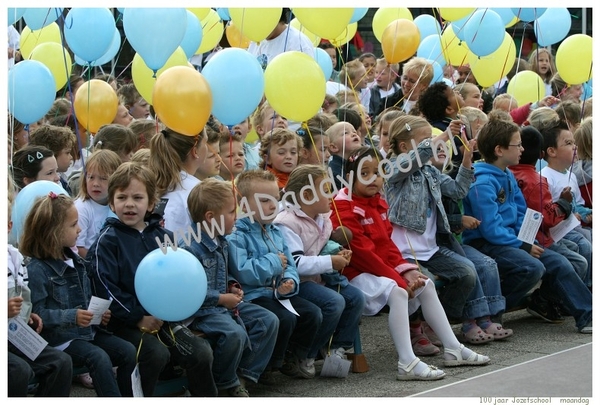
[135,248,207,322]
[414,14,442,40]
[181,10,203,59]
[314,47,334,83]
[64,8,116,63]
[464,9,505,57]
[203,48,264,125]
[349,8,368,24]
[217,8,231,21]
[8,60,55,125]
[23,8,63,30]
[534,8,571,47]
[8,8,26,25]
[10,181,67,243]
[427,59,445,84]
[451,11,475,42]
[123,8,187,72]
[491,8,517,26]
[511,8,547,22]
[581,78,593,101]
[75,27,122,67]
[417,35,445,68]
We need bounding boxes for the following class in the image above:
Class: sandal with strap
[458,326,494,345]
[481,323,513,340]
[444,344,490,367]
[396,358,446,381]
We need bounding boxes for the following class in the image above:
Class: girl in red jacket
[330,147,489,381]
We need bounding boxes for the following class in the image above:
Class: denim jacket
[181,232,237,317]
[27,247,96,346]
[384,137,474,235]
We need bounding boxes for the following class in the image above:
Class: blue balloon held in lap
[135,248,207,322]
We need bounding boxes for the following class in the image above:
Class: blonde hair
[402,57,434,87]
[556,100,582,129]
[335,90,360,105]
[388,115,431,155]
[93,124,138,155]
[117,83,143,108]
[460,106,488,126]
[45,98,72,122]
[582,97,592,119]
[574,117,592,161]
[492,94,518,111]
[129,120,161,150]
[455,82,480,100]
[148,128,203,196]
[339,59,366,88]
[307,113,336,132]
[528,48,555,83]
[19,194,74,260]
[376,57,399,74]
[131,148,151,166]
[487,109,513,123]
[258,128,303,168]
[234,169,277,200]
[78,149,122,201]
[284,164,327,204]
[28,124,76,157]
[251,101,274,133]
[187,178,234,224]
[108,162,158,208]
[375,108,405,135]
[527,107,560,132]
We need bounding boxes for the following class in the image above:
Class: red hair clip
[48,191,58,199]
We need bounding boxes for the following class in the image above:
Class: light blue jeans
[562,229,592,288]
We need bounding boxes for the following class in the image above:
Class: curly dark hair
[417,82,450,122]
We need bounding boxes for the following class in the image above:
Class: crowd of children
[7,18,593,398]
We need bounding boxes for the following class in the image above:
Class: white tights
[388,281,462,369]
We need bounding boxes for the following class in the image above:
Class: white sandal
[396,358,446,381]
[443,344,490,367]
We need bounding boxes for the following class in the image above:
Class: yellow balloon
[441,26,470,66]
[469,32,516,88]
[29,42,73,92]
[196,9,224,55]
[229,8,281,43]
[507,70,546,106]
[382,19,420,64]
[264,51,326,122]
[74,80,118,134]
[556,34,593,85]
[372,8,413,43]
[292,8,354,40]
[153,66,213,136]
[438,8,476,22]
[132,47,189,105]
[245,128,259,144]
[225,22,251,49]
[187,8,210,21]
[289,18,321,47]
[505,16,519,27]
[330,23,357,47]
[19,23,61,60]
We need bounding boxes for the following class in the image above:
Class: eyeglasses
[508,143,523,148]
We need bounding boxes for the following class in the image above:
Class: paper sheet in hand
[87,296,112,325]
[549,214,580,243]
[278,299,299,316]
[517,208,543,244]
[8,316,48,361]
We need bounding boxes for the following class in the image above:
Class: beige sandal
[443,344,490,367]
[396,358,446,381]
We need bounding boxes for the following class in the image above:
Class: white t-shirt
[162,171,201,234]
[247,25,315,68]
[540,166,585,205]
[390,196,439,261]
[74,197,117,249]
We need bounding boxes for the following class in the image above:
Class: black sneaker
[527,296,565,324]
[279,352,299,377]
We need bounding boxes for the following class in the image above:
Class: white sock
[416,282,462,351]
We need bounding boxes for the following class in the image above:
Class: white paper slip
[87,296,112,325]
[278,298,300,316]
[320,354,352,378]
[549,214,580,243]
[131,364,144,397]
[8,317,48,361]
[517,208,543,245]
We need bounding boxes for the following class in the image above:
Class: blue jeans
[448,243,506,319]
[537,248,592,330]
[549,238,589,287]
[299,281,365,358]
[252,295,322,368]
[237,301,279,382]
[64,332,136,397]
[407,249,477,320]
[562,229,592,288]
[8,342,72,397]
[473,243,545,310]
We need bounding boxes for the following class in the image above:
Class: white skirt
[350,273,429,316]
